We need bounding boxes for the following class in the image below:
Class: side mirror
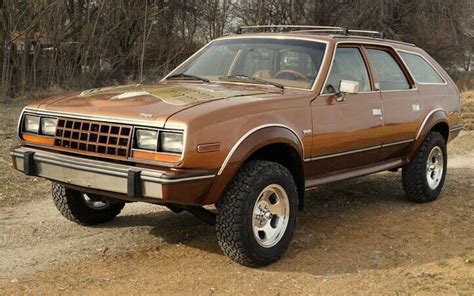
[335,80,360,102]
[339,80,360,94]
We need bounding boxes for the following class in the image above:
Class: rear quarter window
[398,52,445,84]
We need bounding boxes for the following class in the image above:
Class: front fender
[198,126,303,205]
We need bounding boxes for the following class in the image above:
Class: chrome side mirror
[340,80,360,94]
[335,80,360,102]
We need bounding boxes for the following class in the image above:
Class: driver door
[306,45,384,181]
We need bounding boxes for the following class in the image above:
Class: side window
[398,52,445,84]
[323,47,371,94]
[366,49,410,91]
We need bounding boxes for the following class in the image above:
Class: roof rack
[236,25,385,39]
[333,34,415,47]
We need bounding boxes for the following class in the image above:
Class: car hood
[33,82,281,126]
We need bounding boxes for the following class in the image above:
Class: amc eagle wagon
[11,25,463,266]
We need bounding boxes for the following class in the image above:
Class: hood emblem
[140,113,153,118]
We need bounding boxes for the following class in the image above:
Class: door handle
[372,108,382,116]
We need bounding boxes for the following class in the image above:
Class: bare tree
[0,0,472,97]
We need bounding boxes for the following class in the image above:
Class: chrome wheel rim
[426,146,444,190]
[82,194,109,210]
[252,184,290,248]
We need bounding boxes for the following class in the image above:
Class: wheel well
[431,122,449,142]
[247,143,305,211]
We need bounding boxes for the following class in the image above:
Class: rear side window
[366,49,410,91]
[323,47,371,94]
[398,52,445,84]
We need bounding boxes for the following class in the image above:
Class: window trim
[319,41,420,96]
[321,45,374,95]
[396,49,447,85]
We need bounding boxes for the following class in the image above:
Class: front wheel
[402,131,447,203]
[52,183,125,225]
[216,160,298,267]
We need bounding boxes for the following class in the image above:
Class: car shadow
[98,167,473,276]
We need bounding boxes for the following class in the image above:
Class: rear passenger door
[364,46,422,162]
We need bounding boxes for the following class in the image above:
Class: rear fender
[407,109,448,161]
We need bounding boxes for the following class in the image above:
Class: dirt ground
[0,99,473,295]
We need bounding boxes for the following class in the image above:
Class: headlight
[40,118,57,136]
[24,115,40,133]
[136,129,158,150]
[161,132,183,153]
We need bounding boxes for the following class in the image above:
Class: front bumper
[10,147,215,203]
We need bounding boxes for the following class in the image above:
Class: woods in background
[0,0,472,97]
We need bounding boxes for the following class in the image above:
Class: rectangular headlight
[40,117,57,136]
[160,132,183,153]
[136,129,158,150]
[24,115,40,133]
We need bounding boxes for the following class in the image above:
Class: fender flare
[217,124,304,175]
[201,125,304,205]
[408,108,448,161]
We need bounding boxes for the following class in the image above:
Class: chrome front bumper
[10,147,215,200]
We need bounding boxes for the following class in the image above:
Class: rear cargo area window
[399,52,445,84]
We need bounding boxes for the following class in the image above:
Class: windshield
[168,38,327,89]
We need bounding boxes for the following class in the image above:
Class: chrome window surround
[318,40,422,96]
[396,49,447,85]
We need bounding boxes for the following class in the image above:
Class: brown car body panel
[11,32,462,207]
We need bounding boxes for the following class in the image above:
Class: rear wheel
[216,160,298,267]
[52,182,125,225]
[402,131,447,203]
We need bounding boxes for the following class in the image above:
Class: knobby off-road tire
[52,182,125,225]
[402,131,447,203]
[216,160,298,267]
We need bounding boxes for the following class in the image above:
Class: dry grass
[461,90,474,130]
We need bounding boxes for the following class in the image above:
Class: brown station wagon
[11,26,463,266]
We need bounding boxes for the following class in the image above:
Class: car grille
[54,118,132,159]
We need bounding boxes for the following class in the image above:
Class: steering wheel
[274,70,311,82]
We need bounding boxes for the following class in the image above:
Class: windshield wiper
[218,75,284,89]
[166,73,210,83]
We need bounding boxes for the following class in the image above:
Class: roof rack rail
[236,25,343,34]
[332,34,415,47]
[236,25,385,39]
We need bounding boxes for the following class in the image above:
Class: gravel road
[0,100,473,294]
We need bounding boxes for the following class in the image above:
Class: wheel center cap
[264,212,273,220]
[255,205,273,224]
